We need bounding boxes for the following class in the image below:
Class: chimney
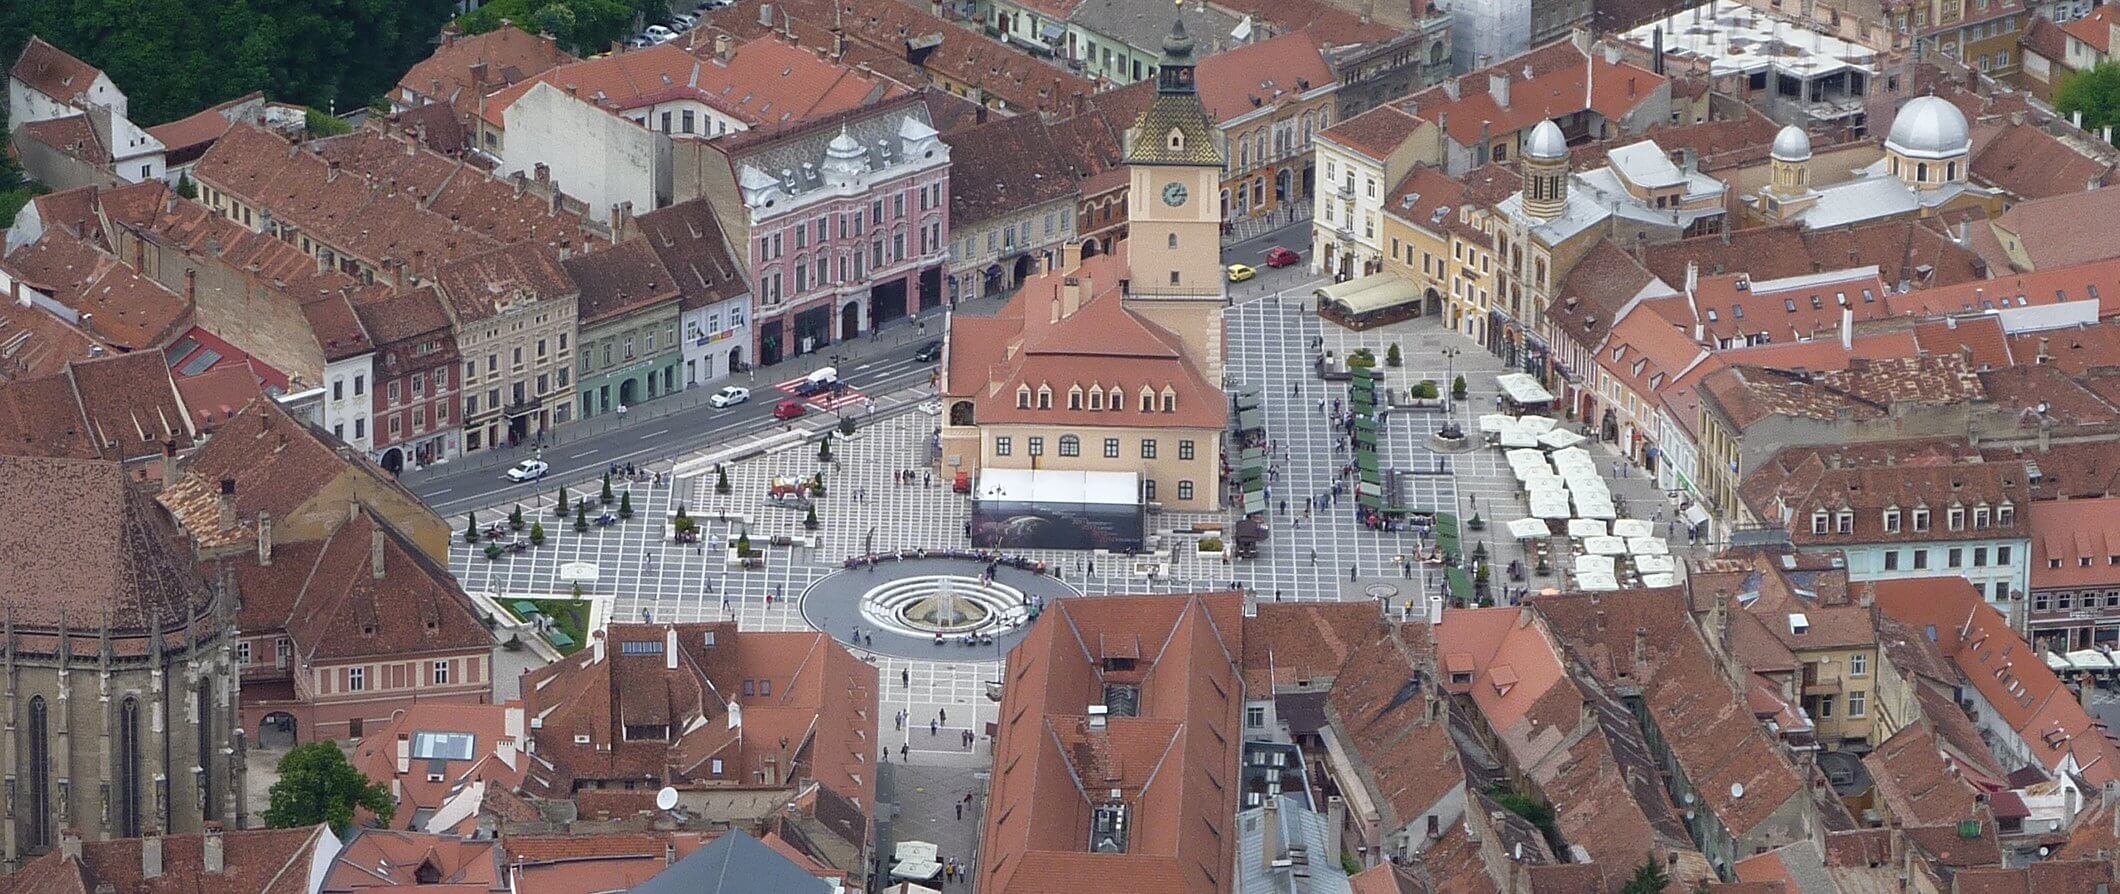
[1262,796,1284,870]
[1326,796,1346,863]
[665,626,679,670]
[1840,307,1853,350]
[1488,72,1511,109]
[396,732,412,774]
[203,822,225,874]
[257,510,274,566]
[59,829,81,860]
[2038,337,2052,363]
[1061,276,1085,318]
[715,33,734,63]
[665,841,677,865]
[759,2,774,27]
[469,62,488,86]
[1595,609,1606,632]
[371,526,386,579]
[1633,626,1648,678]
[142,830,163,879]
[1243,588,1258,618]
[218,477,237,531]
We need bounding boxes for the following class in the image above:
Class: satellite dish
[656,787,679,811]
[1730,782,1746,799]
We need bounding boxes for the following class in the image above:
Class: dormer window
[1835,509,1854,534]
[1017,386,1031,409]
[1998,502,2015,526]
[1811,510,1830,535]
[1108,387,1124,410]
[1140,388,1154,412]
[1947,504,1965,531]
[1912,506,1931,533]
[1167,128,1185,151]
[1089,389,1104,410]
[1973,503,1991,529]
[1161,389,1176,413]
[1037,386,1052,410]
[1884,506,1902,533]
[1068,386,1083,410]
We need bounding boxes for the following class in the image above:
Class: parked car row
[627,1,731,47]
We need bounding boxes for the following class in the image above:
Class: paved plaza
[443,292,1693,873]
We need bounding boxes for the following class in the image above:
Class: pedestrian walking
[956,803,963,820]
[900,744,908,762]
[901,667,910,686]
[930,719,939,736]
[939,707,947,724]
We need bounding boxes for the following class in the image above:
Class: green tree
[509,504,524,531]
[839,416,856,436]
[1620,853,1671,894]
[175,172,197,199]
[618,490,633,519]
[304,107,351,136]
[1452,375,1468,399]
[804,503,820,530]
[601,472,614,504]
[529,521,546,545]
[532,2,577,43]
[574,503,588,532]
[818,436,833,462]
[264,742,393,833]
[2059,64,2120,136]
[1386,343,1403,367]
[464,511,479,543]
[715,464,731,494]
[553,487,569,517]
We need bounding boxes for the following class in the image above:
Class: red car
[1264,246,1301,268]
[772,399,807,420]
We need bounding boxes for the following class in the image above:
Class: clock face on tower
[1162,182,1188,207]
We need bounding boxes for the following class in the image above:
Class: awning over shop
[1316,272,1423,317]
[1236,406,1265,432]
[1496,372,1555,404]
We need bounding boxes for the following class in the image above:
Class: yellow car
[1226,263,1257,282]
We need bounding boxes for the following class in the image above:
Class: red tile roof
[400,24,575,122]
[480,36,903,133]
[4,228,192,352]
[1970,120,2114,201]
[1403,42,1665,148]
[1868,576,2120,787]
[1322,104,1426,162]
[1893,257,2120,320]
[2062,5,2118,52]
[144,93,261,156]
[9,36,105,106]
[981,593,1244,894]
[944,248,1227,431]
[1993,185,2120,270]
[2029,496,2120,589]
[1192,33,1336,127]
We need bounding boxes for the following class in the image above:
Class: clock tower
[1121,17,1228,382]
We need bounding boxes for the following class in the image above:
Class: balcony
[1800,674,1841,695]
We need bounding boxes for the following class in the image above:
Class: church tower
[1520,121,1570,222]
[1120,18,1228,382]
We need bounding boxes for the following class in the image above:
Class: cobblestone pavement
[444,297,1698,879]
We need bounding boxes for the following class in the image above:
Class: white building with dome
[1749,97,2002,230]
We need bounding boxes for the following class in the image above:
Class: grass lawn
[503,597,591,655]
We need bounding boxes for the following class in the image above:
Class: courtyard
[442,291,1690,875]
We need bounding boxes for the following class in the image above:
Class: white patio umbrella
[1516,415,1558,434]
[1566,518,1607,538]
[1574,497,1617,520]
[1530,491,1573,519]
[558,561,601,583]
[1506,448,1548,466]
[1611,519,1654,539]
[1508,518,1551,539]
[1583,535,1628,556]
[895,841,940,864]
[1632,555,1677,574]
[1551,446,1595,466]
[1628,537,1671,556]
[1574,554,1616,576]
[1519,471,1565,490]
[1499,428,1539,448]
[1478,414,1515,433]
[1577,570,1621,591]
[1537,428,1586,450]
[1640,573,1677,588]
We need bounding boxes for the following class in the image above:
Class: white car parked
[505,459,550,482]
[709,385,751,408]
[644,24,675,42]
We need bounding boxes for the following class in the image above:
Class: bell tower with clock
[1121,17,1228,381]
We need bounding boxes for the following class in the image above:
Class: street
[402,320,946,517]
[404,214,1323,518]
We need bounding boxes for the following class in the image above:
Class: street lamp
[1440,347,1461,413]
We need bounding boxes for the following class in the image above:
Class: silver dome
[1770,125,1812,162]
[1885,96,1970,160]
[1523,120,1568,161]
